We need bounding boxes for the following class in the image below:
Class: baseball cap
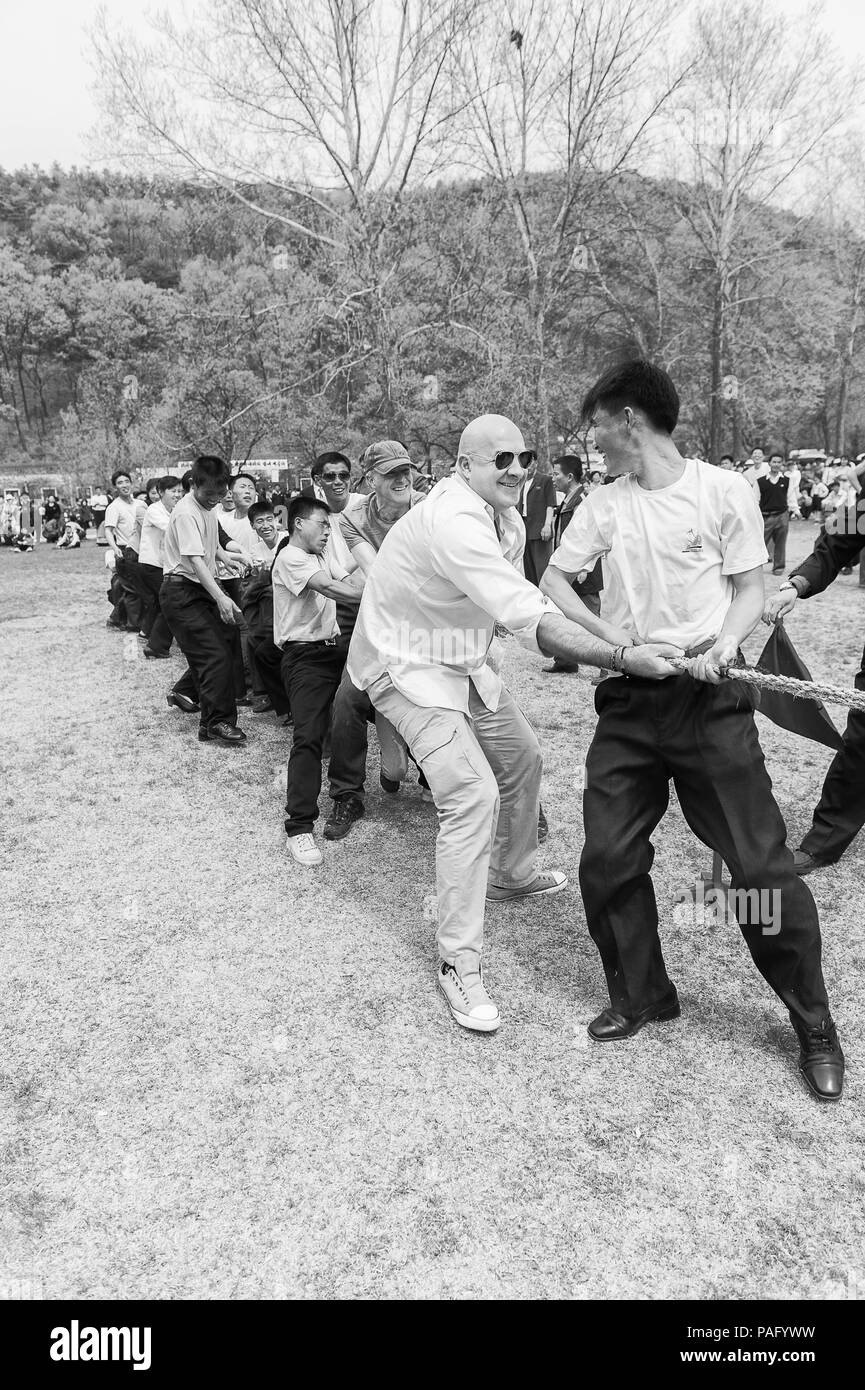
[360,440,412,475]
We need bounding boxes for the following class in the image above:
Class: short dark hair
[552,454,583,481]
[311,451,352,479]
[720,454,734,463]
[287,496,330,532]
[248,500,276,525]
[231,472,258,490]
[157,475,182,494]
[145,476,161,495]
[181,469,194,493]
[581,359,679,434]
[191,455,230,487]
[769,451,784,462]
[111,469,131,487]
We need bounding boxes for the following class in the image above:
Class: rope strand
[669,658,865,713]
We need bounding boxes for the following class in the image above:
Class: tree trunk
[708,281,724,465]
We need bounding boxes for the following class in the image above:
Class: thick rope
[670,658,865,713]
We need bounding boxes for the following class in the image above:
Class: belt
[280,636,338,649]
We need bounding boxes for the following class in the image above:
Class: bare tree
[450,0,685,462]
[90,0,470,429]
[668,0,856,461]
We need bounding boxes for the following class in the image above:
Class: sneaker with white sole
[286,833,322,866]
[438,959,500,1032]
[486,870,568,902]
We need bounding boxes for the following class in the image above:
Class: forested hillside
[0,162,861,489]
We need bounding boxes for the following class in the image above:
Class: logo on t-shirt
[682,528,703,553]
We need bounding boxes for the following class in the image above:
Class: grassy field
[1,521,863,1302]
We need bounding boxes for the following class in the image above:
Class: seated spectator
[56,516,84,548]
[41,494,63,543]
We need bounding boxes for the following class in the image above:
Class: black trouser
[220,576,248,699]
[108,548,143,628]
[763,511,789,570]
[523,537,553,586]
[281,638,348,836]
[801,637,865,863]
[327,668,375,801]
[159,576,238,730]
[138,562,173,654]
[246,631,291,715]
[579,673,830,1031]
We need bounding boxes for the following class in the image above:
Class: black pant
[246,631,291,715]
[108,549,144,628]
[220,576,248,699]
[327,668,376,801]
[138,562,173,654]
[579,674,829,1030]
[801,637,865,863]
[281,639,348,835]
[523,537,553,586]
[159,577,238,730]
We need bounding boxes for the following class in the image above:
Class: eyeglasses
[491,450,536,471]
[321,471,350,483]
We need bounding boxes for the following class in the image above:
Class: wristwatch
[778,575,807,596]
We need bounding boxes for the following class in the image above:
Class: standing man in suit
[519,455,556,585]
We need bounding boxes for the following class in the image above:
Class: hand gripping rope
[670,657,865,713]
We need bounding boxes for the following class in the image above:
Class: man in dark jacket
[764,494,865,873]
[518,456,556,585]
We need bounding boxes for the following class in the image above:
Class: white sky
[1,0,864,171]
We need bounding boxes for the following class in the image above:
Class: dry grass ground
[1,520,863,1302]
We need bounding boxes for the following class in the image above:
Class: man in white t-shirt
[541,360,843,1102]
[138,475,183,657]
[272,496,362,866]
[104,470,146,630]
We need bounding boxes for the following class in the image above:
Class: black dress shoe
[588,990,681,1041]
[794,1017,844,1102]
[143,646,170,659]
[251,696,273,713]
[199,722,247,746]
[166,691,200,714]
[323,796,365,840]
[380,771,401,794]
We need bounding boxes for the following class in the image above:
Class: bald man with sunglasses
[347,413,682,1034]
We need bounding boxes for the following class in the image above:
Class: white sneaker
[438,960,500,1032]
[486,870,568,903]
[286,833,322,866]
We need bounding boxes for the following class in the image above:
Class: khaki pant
[367,674,543,965]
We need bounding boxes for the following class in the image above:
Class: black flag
[753,623,843,750]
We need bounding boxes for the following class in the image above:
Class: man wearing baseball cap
[346,413,683,1034]
[323,440,428,840]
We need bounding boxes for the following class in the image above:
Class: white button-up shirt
[347,474,561,713]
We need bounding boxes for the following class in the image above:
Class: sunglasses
[492,450,536,470]
[321,471,350,483]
